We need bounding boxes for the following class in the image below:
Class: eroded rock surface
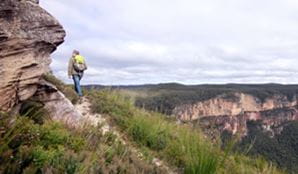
[174,92,297,121]
[32,80,83,127]
[0,0,65,112]
[173,92,298,137]
[198,107,298,138]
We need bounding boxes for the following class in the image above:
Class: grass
[43,73,79,104]
[88,89,284,174]
[0,76,285,174]
[0,107,166,173]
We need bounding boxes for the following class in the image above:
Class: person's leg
[72,75,78,94]
[78,73,83,96]
[73,75,83,96]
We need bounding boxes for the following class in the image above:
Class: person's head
[72,50,80,56]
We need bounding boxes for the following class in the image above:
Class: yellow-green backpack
[73,55,86,72]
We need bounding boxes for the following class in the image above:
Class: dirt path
[75,97,178,174]
[75,97,110,134]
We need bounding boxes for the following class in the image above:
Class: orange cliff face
[173,92,297,121]
[198,107,298,138]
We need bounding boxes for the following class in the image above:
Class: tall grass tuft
[19,100,49,124]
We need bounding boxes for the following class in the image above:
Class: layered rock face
[173,93,297,121]
[173,92,298,137]
[0,0,65,112]
[198,107,298,137]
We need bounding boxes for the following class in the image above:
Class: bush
[31,145,65,168]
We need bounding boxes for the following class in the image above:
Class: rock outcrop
[198,107,298,137]
[174,92,297,121]
[172,92,298,137]
[32,80,83,127]
[0,0,65,112]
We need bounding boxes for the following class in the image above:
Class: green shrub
[63,155,80,174]
[39,122,70,148]
[68,136,86,152]
[31,145,65,168]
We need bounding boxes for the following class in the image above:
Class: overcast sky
[40,0,298,85]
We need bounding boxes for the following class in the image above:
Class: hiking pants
[73,74,83,96]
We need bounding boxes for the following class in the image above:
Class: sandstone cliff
[198,107,298,137]
[0,0,65,112]
[0,0,86,128]
[172,92,298,137]
[173,92,297,121]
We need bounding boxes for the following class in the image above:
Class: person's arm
[68,57,73,78]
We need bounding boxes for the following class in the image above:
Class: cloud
[40,0,298,85]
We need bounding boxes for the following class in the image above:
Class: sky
[40,0,298,85]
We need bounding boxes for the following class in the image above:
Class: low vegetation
[43,73,79,104]
[0,78,287,174]
[122,83,298,115]
[0,92,164,174]
[87,89,284,174]
[237,120,298,174]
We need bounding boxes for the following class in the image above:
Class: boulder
[33,80,82,128]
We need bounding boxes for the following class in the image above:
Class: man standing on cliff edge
[68,50,87,97]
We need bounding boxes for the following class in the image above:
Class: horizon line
[73,82,298,86]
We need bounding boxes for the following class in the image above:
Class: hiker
[68,50,87,97]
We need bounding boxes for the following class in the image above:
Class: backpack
[73,55,86,72]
